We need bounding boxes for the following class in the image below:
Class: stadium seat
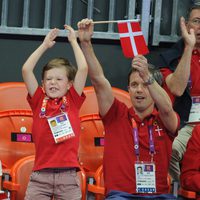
[0,109,34,170]
[79,86,131,116]
[87,165,105,200]
[3,155,87,200]
[0,82,34,170]
[79,114,104,177]
[3,155,34,200]
[0,82,30,111]
[179,188,196,199]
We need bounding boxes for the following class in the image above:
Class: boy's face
[128,71,154,113]
[42,67,71,99]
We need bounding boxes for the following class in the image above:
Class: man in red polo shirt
[181,125,200,200]
[78,19,179,199]
[158,4,200,184]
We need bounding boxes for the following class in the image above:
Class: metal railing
[0,0,191,46]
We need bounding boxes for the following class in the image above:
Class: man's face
[128,72,154,113]
[187,8,200,47]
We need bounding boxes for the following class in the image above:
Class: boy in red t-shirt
[22,25,88,200]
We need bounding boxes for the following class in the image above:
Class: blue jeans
[105,190,177,200]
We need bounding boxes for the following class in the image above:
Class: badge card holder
[135,162,156,193]
[48,113,75,143]
[188,96,200,123]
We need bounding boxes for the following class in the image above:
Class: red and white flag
[117,20,149,58]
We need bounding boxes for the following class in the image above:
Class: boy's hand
[64,25,77,43]
[43,28,59,48]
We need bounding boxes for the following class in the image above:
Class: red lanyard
[40,96,67,118]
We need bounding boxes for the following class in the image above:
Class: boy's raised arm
[22,28,59,97]
[64,25,88,96]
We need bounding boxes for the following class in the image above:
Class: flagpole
[92,20,118,24]
[92,19,139,24]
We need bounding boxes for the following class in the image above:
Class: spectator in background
[181,125,200,200]
[78,18,179,200]
[158,3,199,183]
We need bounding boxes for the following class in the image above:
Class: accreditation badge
[135,162,156,193]
[188,96,200,123]
[47,113,75,143]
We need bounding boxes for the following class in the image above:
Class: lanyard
[131,118,155,162]
[188,75,192,90]
[40,96,68,118]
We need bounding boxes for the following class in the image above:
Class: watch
[144,75,155,86]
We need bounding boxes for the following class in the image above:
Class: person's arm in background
[77,18,114,116]
[181,125,200,192]
[165,17,196,96]
[64,25,88,96]
[22,28,59,97]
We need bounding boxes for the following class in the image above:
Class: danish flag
[117,20,149,58]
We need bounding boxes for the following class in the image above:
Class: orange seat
[167,174,172,194]
[88,165,105,200]
[79,114,104,177]
[79,86,99,116]
[3,155,87,200]
[0,109,34,170]
[179,188,196,199]
[79,86,131,177]
[0,82,34,170]
[0,82,30,111]
[3,155,35,200]
[80,86,131,116]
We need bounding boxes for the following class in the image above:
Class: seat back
[3,155,35,200]
[79,114,104,176]
[0,110,34,169]
[0,82,34,169]
[79,86,99,116]
[80,86,131,116]
[0,82,30,111]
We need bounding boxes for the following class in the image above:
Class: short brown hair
[128,64,163,86]
[42,57,77,81]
